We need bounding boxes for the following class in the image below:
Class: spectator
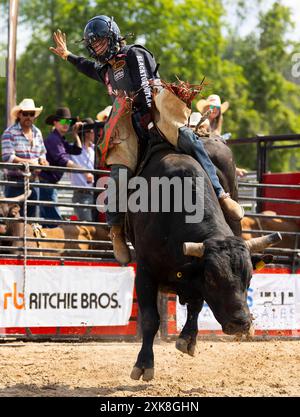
[70,118,95,221]
[196,94,229,136]
[39,107,93,221]
[196,95,248,177]
[94,106,112,223]
[1,98,48,217]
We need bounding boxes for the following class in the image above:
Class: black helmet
[83,15,121,63]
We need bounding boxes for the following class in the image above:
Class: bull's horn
[183,242,205,258]
[245,232,282,253]
[0,190,32,202]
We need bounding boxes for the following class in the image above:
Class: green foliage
[0,0,299,171]
[227,1,300,171]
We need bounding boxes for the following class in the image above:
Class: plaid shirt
[1,122,46,177]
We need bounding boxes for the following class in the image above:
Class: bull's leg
[176,300,203,356]
[130,268,159,382]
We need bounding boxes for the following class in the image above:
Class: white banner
[0,265,135,327]
[177,273,300,331]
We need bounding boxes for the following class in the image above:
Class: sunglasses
[209,105,221,110]
[59,118,73,125]
[22,111,35,117]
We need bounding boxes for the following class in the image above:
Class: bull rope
[22,162,31,307]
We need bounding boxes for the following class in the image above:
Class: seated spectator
[70,118,95,221]
[39,107,92,221]
[1,98,48,217]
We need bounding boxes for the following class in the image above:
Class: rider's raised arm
[67,54,103,82]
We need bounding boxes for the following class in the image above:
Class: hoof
[176,338,188,354]
[130,367,143,380]
[143,368,154,381]
[176,337,196,356]
[130,366,154,381]
[187,342,196,357]
[245,324,255,340]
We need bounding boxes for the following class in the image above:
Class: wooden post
[6,0,19,127]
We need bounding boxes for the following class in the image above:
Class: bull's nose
[223,319,251,335]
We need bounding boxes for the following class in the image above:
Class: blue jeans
[72,190,94,222]
[39,184,62,221]
[177,127,224,198]
[105,165,134,226]
[5,180,39,217]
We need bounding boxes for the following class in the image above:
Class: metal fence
[0,161,116,263]
[238,176,300,272]
[0,160,299,269]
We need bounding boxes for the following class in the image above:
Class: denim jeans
[105,164,134,227]
[5,180,40,217]
[39,184,62,221]
[177,126,224,198]
[72,190,94,222]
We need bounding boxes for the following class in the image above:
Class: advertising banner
[0,265,135,327]
[177,273,300,331]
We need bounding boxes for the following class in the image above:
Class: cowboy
[49,16,244,264]
[1,98,48,217]
[39,107,93,221]
[49,16,159,264]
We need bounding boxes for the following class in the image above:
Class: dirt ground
[0,338,299,397]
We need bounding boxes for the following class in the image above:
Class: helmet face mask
[83,15,121,64]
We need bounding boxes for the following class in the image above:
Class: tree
[225,1,300,171]
[1,0,299,172]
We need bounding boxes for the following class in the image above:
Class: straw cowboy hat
[11,98,43,120]
[196,94,229,114]
[45,107,77,125]
[96,106,112,122]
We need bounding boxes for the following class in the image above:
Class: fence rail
[0,162,299,269]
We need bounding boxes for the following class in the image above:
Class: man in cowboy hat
[39,107,93,221]
[1,98,48,217]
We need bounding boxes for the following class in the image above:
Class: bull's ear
[245,232,282,253]
[183,242,205,258]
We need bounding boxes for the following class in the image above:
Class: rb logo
[3,283,25,310]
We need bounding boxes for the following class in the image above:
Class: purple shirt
[40,129,82,184]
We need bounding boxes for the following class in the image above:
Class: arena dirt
[0,339,299,397]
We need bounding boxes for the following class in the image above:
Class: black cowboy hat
[45,107,77,125]
[78,117,95,139]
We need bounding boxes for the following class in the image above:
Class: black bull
[127,137,281,382]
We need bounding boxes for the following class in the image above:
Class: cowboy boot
[109,225,131,265]
[219,193,244,221]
